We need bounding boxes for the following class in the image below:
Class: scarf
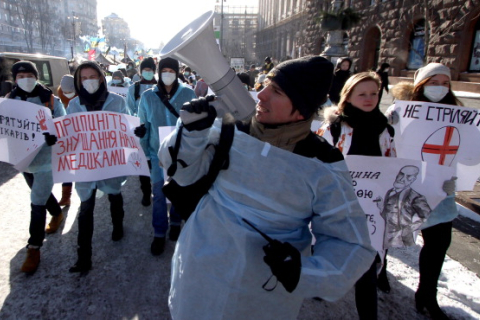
[157,80,179,100]
[78,82,109,112]
[341,103,388,156]
[9,83,52,103]
[249,116,313,152]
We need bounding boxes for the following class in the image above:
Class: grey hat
[60,74,75,92]
[414,63,451,87]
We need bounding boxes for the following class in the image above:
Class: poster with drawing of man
[376,165,431,248]
[346,156,455,251]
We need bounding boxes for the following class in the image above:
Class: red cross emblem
[421,126,460,166]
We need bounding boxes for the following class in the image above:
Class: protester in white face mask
[134,56,196,256]
[126,57,158,209]
[6,60,66,274]
[64,61,131,274]
[385,62,462,319]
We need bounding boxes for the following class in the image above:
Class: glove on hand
[442,176,457,196]
[134,124,147,138]
[43,132,57,146]
[263,240,301,293]
[181,95,217,131]
[387,110,399,125]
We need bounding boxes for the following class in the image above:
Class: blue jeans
[152,181,181,237]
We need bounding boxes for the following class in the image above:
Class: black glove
[181,95,217,131]
[43,132,57,146]
[134,124,147,138]
[263,240,301,293]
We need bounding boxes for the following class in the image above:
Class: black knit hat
[267,55,333,119]
[158,57,179,77]
[12,60,38,80]
[140,57,156,72]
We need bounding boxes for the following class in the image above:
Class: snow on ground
[0,161,479,319]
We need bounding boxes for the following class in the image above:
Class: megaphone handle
[180,110,209,125]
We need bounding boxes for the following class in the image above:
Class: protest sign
[108,86,129,99]
[0,98,54,171]
[345,155,455,251]
[390,100,480,190]
[158,126,176,204]
[51,111,149,183]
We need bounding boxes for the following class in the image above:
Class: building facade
[0,0,97,58]
[256,0,309,64]
[213,5,258,67]
[303,0,480,84]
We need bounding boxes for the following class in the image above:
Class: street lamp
[68,12,79,59]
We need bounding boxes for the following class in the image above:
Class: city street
[0,91,479,319]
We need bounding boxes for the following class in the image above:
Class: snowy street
[0,160,479,319]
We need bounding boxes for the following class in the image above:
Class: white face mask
[17,78,37,93]
[82,79,100,94]
[64,92,76,99]
[161,72,176,86]
[142,71,154,81]
[423,86,449,102]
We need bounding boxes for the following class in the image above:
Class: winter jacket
[317,106,396,158]
[328,70,351,104]
[159,118,376,320]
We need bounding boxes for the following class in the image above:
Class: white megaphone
[160,10,256,124]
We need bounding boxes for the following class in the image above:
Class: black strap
[167,113,235,182]
[155,90,180,118]
[134,81,141,101]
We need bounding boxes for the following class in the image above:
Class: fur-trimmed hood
[321,106,340,125]
[391,81,414,101]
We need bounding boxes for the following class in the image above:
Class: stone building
[303,0,480,88]
[214,5,258,66]
[256,0,309,64]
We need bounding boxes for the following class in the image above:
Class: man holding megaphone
[159,56,376,319]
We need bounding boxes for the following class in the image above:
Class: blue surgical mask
[142,70,154,81]
[112,79,121,85]
[184,72,190,76]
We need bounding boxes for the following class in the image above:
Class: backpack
[162,114,235,221]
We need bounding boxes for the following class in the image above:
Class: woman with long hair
[317,72,395,320]
[387,62,460,320]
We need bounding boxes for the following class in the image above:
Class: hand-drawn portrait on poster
[389,100,480,190]
[51,111,149,183]
[345,156,455,251]
[0,98,54,171]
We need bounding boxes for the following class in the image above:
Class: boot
[415,289,450,320]
[58,186,72,206]
[21,247,40,274]
[45,212,64,234]
[139,175,151,206]
[109,193,124,241]
[151,237,165,256]
[69,248,92,274]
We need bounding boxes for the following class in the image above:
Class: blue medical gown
[126,83,155,116]
[138,84,195,184]
[159,119,376,320]
[67,93,130,201]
